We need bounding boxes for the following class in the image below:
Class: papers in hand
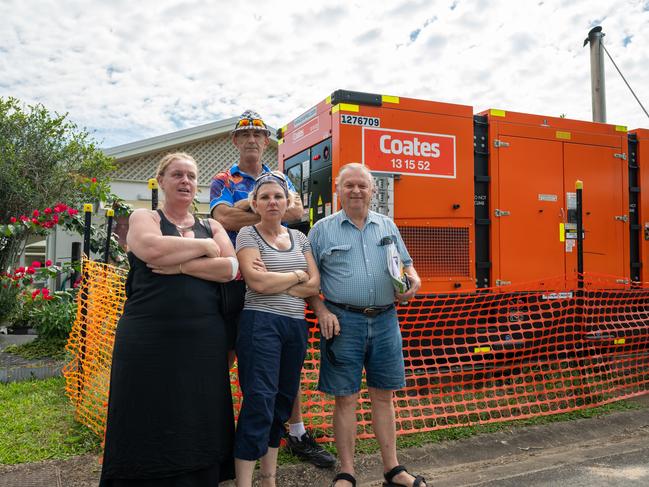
[386,242,410,294]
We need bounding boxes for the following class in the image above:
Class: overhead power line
[601,43,649,120]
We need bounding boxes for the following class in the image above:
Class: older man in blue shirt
[308,163,426,487]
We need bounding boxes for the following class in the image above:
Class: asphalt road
[420,427,649,487]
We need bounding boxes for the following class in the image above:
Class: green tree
[0,97,116,271]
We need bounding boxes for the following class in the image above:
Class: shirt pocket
[378,235,399,276]
[322,244,353,277]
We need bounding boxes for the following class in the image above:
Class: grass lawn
[3,337,68,360]
[0,377,100,465]
[0,375,642,467]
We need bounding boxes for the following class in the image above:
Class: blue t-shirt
[209,164,297,244]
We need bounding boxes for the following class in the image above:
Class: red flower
[52,215,59,224]
[68,208,79,216]
[26,267,35,275]
[41,288,50,296]
[19,215,28,222]
[44,207,52,214]
[45,259,52,266]
[9,217,16,223]
[91,177,97,183]
[31,218,39,224]
[31,289,40,299]
[44,294,53,301]
[32,209,40,217]
[16,266,24,274]
[31,261,41,268]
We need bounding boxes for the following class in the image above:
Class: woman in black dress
[99,152,238,486]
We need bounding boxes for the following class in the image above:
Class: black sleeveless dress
[99,211,235,486]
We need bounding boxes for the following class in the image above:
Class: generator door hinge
[495,209,511,217]
[615,215,629,222]
[495,279,512,286]
[613,152,627,160]
[494,139,510,148]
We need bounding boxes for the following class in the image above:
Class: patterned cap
[232,110,271,136]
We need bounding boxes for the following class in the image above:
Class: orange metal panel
[563,143,628,284]
[485,108,629,288]
[495,135,565,287]
[478,109,625,137]
[333,104,475,220]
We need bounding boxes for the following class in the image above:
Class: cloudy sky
[2,0,648,148]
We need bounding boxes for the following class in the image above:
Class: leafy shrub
[28,290,77,340]
[0,279,20,324]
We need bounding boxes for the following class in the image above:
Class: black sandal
[330,472,356,487]
[383,465,427,487]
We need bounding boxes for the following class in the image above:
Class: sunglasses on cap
[255,171,287,183]
[235,118,267,129]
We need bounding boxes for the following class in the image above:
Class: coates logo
[362,127,456,178]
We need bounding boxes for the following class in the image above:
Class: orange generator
[277,89,645,294]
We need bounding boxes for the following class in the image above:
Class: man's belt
[325,300,394,318]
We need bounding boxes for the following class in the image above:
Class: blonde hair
[156,152,197,178]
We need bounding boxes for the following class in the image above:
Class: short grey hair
[335,162,375,188]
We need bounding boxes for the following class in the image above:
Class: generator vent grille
[398,226,471,277]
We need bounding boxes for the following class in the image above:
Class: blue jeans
[318,304,406,396]
[234,310,308,460]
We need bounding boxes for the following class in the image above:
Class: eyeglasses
[236,118,266,129]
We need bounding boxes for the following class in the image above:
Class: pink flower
[9,216,16,223]
[19,215,28,222]
[45,259,52,266]
[26,267,35,275]
[44,207,52,215]
[31,261,41,268]
[31,218,39,224]
[32,209,40,217]
[52,215,59,224]
[68,208,79,216]
[16,267,24,274]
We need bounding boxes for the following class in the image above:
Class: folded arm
[212,203,260,232]
[238,247,308,294]
[286,251,320,298]
[127,209,219,266]
[147,219,238,282]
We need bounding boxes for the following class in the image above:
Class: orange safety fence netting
[65,260,649,441]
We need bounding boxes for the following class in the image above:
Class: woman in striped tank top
[234,171,320,487]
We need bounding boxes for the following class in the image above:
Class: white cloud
[0,0,648,147]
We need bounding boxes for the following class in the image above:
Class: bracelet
[179,263,183,274]
[227,256,239,280]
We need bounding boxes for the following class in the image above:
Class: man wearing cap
[210,110,336,469]
[308,163,426,487]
